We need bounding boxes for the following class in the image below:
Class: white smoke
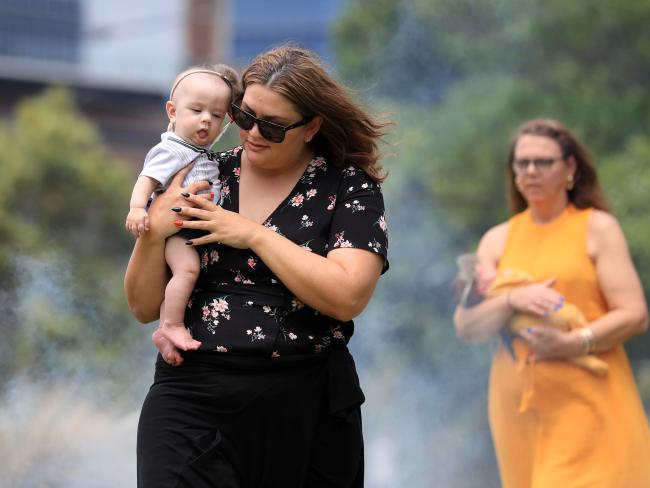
[353,177,500,487]
[0,252,153,486]
[0,379,139,487]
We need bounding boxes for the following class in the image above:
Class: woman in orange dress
[454,119,650,487]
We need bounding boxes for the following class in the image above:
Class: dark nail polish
[207,180,213,185]
[181,192,190,198]
[171,207,181,212]
[185,240,193,246]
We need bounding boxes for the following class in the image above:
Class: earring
[567,175,574,191]
[305,136,312,143]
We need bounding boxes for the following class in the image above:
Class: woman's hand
[172,193,263,249]
[146,164,213,241]
[508,278,564,317]
[518,326,583,361]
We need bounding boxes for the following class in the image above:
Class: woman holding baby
[454,118,650,487]
[125,44,389,487]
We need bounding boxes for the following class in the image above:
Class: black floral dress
[185,146,389,357]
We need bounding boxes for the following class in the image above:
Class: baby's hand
[125,207,149,237]
[475,263,497,297]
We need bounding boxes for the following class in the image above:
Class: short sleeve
[327,165,389,273]
[140,143,194,188]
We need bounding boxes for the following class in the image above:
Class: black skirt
[137,348,365,488]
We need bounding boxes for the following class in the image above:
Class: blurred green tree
[334,0,650,352]
[333,4,650,480]
[0,87,145,398]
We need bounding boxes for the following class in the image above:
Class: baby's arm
[126,176,160,237]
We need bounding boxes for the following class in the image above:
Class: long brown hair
[241,44,389,182]
[506,118,610,214]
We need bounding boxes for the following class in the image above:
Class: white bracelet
[578,327,596,354]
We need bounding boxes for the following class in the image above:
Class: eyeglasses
[512,157,564,174]
[230,103,312,143]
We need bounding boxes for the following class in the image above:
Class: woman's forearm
[124,234,168,323]
[586,307,648,353]
[454,293,513,344]
[249,226,382,322]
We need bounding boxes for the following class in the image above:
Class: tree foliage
[335,0,650,344]
[333,2,650,482]
[0,88,145,397]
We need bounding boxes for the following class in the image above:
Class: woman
[124,45,389,487]
[454,119,650,487]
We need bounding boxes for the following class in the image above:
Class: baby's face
[168,73,231,147]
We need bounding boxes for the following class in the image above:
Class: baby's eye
[191,108,201,113]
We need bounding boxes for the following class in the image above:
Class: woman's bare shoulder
[477,221,509,265]
[479,221,509,248]
[587,209,628,256]
[589,209,620,232]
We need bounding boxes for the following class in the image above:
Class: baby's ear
[165,100,176,122]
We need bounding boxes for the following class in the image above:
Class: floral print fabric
[185,147,389,356]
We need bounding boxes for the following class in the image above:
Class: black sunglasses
[512,157,564,173]
[231,103,312,143]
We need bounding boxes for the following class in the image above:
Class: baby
[488,268,608,376]
[126,65,240,358]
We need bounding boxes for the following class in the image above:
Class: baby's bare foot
[152,328,184,366]
[159,322,202,351]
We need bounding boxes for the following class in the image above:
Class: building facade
[0,0,345,164]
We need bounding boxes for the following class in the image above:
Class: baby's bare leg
[160,235,202,351]
[153,301,184,366]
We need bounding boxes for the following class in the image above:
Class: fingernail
[185,240,193,246]
[209,192,215,200]
[171,207,181,212]
[207,180,213,185]
[174,220,183,227]
[181,192,190,198]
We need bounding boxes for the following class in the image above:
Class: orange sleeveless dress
[489,205,650,488]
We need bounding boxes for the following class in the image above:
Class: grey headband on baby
[169,69,233,100]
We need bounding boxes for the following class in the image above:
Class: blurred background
[1,0,649,486]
